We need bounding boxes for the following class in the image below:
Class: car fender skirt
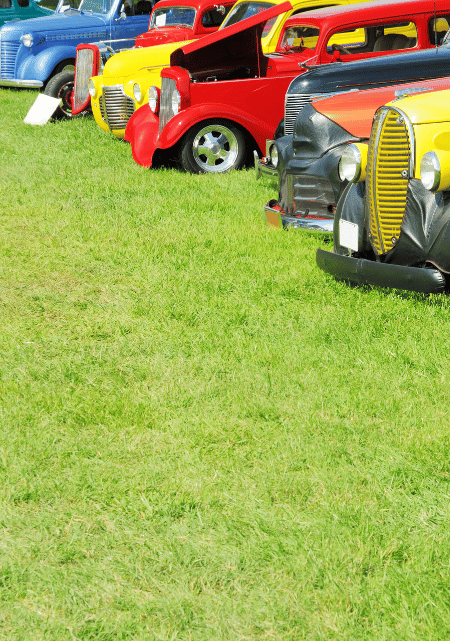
[124,105,159,168]
[316,249,446,294]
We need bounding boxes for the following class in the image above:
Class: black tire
[178,120,247,174]
[44,70,75,120]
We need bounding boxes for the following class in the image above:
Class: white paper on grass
[24,94,61,126]
[339,218,359,252]
[155,13,166,26]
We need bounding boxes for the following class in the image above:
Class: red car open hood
[170,1,292,78]
[313,77,450,137]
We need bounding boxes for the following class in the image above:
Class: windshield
[56,0,111,13]
[149,6,196,28]
[280,25,320,50]
[220,1,274,29]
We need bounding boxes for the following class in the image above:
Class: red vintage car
[124,0,450,173]
[134,0,235,48]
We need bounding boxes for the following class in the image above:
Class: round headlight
[88,79,96,98]
[420,151,441,191]
[133,83,142,102]
[269,144,279,168]
[148,86,159,113]
[339,144,362,182]
[171,89,181,115]
[21,33,33,48]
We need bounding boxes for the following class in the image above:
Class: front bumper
[316,248,447,293]
[264,200,334,232]
[0,79,43,88]
[254,150,279,180]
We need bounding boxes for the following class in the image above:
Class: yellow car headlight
[88,79,96,98]
[420,150,450,192]
[338,143,368,183]
[133,83,142,102]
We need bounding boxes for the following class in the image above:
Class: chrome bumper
[254,150,278,180]
[0,79,43,88]
[316,248,446,293]
[264,201,334,232]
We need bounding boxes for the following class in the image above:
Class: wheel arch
[158,104,269,157]
[176,116,260,165]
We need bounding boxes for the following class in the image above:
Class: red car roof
[151,0,234,10]
[282,0,450,29]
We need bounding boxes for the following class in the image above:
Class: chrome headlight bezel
[133,83,142,103]
[21,33,33,48]
[269,144,279,168]
[339,144,362,183]
[420,151,441,192]
[171,88,181,115]
[148,85,159,113]
[88,78,96,98]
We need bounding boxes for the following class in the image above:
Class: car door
[111,0,153,47]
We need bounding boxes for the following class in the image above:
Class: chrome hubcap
[193,125,239,173]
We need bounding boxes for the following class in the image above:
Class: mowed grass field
[2,87,450,640]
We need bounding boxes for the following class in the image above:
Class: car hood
[170,1,291,77]
[386,87,450,124]
[135,27,195,47]
[0,10,107,38]
[312,77,450,137]
[102,39,194,77]
[288,46,450,96]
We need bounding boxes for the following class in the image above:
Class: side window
[201,5,232,28]
[280,25,320,50]
[378,22,417,50]
[0,0,13,7]
[327,22,417,55]
[327,27,368,52]
[262,15,277,36]
[135,0,152,15]
[429,16,450,45]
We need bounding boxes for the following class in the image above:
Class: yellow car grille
[103,85,135,131]
[99,95,106,122]
[365,107,411,256]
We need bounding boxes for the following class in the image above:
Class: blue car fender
[17,43,76,82]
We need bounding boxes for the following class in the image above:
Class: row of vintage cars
[3,0,450,293]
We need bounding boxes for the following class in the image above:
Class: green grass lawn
[2,88,450,640]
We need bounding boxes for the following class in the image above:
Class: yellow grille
[366,107,410,255]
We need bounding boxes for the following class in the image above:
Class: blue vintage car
[0,0,53,29]
[0,0,154,115]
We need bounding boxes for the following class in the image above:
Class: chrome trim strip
[0,79,43,87]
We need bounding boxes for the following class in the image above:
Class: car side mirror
[120,10,126,18]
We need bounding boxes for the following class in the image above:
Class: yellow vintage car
[317,85,450,293]
[88,0,369,138]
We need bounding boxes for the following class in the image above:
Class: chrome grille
[159,76,177,134]
[0,39,20,79]
[366,107,411,256]
[284,93,325,135]
[99,95,106,122]
[103,85,135,130]
[73,48,94,113]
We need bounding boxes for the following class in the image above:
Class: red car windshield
[149,5,196,28]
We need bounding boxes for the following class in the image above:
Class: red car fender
[125,104,160,168]
[157,103,273,154]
